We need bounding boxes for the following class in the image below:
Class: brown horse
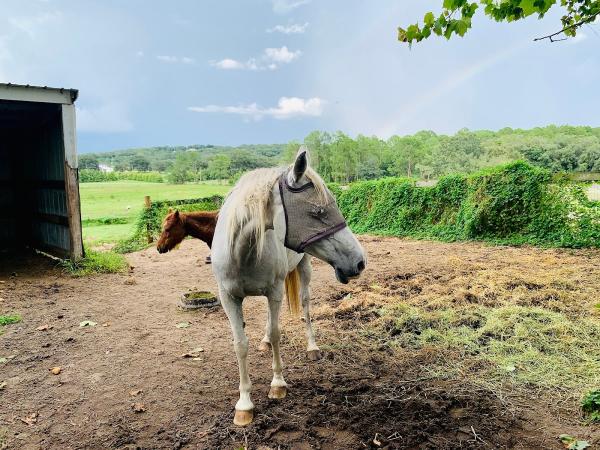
[156,209,218,261]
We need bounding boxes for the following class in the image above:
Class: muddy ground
[1,236,599,449]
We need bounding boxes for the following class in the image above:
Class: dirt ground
[1,236,599,450]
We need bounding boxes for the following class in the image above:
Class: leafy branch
[398,0,600,45]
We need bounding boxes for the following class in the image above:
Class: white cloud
[136,50,144,57]
[264,46,301,63]
[210,46,301,71]
[77,104,134,133]
[156,55,195,64]
[210,58,246,69]
[188,97,324,120]
[271,0,311,14]
[266,22,309,34]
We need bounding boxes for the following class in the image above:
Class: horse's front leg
[267,282,287,399]
[298,255,321,361]
[258,306,272,352]
[218,287,254,426]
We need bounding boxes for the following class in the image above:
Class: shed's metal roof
[0,83,78,105]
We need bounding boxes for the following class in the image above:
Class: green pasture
[80,181,230,244]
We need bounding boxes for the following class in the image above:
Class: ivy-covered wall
[116,161,600,253]
[334,161,600,248]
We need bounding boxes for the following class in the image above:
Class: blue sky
[1,0,599,153]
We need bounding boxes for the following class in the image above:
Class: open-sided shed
[0,83,83,260]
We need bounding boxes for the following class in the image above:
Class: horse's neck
[183,213,216,246]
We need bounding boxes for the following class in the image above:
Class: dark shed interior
[0,99,73,258]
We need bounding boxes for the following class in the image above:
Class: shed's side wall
[27,110,71,256]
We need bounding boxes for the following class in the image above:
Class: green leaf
[397,27,408,42]
[0,357,7,364]
[79,320,97,327]
[424,12,435,26]
[559,435,591,450]
[176,322,190,329]
[519,0,537,16]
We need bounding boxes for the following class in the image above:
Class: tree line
[79,125,600,184]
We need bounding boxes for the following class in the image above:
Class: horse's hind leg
[219,288,254,426]
[298,255,321,361]
[267,283,287,399]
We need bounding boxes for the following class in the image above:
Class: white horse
[211,147,366,426]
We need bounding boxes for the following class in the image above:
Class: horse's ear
[293,145,309,182]
[174,210,180,218]
[168,208,173,214]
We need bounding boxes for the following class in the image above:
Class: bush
[114,195,224,253]
[582,389,600,423]
[61,249,129,276]
[80,170,164,183]
[335,161,600,248]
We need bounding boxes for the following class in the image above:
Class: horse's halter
[278,171,347,253]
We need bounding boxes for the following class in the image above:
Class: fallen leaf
[129,389,143,397]
[0,381,6,390]
[49,367,61,375]
[176,322,190,329]
[0,355,15,364]
[101,322,110,327]
[132,402,146,413]
[181,347,204,358]
[560,435,591,450]
[21,412,38,425]
[79,321,97,328]
[36,324,52,331]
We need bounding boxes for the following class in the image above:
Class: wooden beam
[0,179,65,189]
[34,212,69,227]
[61,104,84,260]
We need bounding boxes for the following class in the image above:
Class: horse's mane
[225,165,328,258]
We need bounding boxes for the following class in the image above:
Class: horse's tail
[284,268,302,316]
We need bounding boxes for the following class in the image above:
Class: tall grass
[61,249,129,277]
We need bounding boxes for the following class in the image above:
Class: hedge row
[80,169,164,183]
[114,196,223,253]
[334,161,600,248]
[115,161,600,253]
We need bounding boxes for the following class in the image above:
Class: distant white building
[99,164,114,173]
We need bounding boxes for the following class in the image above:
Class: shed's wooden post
[61,104,84,260]
[145,196,153,243]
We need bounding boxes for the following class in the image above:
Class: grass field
[80,181,230,244]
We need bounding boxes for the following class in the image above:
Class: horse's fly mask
[278,171,347,253]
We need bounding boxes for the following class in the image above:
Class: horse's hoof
[268,386,287,399]
[307,349,322,361]
[258,341,272,352]
[233,409,254,426]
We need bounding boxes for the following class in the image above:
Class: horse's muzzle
[334,259,365,284]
